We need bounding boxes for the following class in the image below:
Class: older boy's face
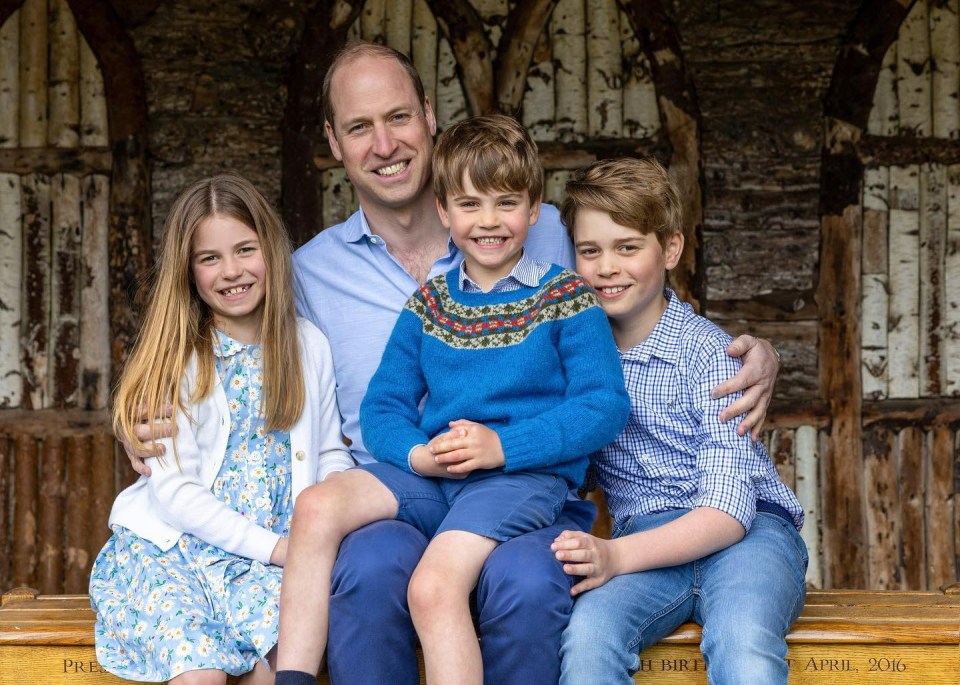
[574,208,683,343]
[438,173,540,291]
[325,54,437,213]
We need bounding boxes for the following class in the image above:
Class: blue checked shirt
[595,289,803,533]
[458,251,549,293]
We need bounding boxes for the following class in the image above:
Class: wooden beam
[817,117,867,588]
[494,0,557,114]
[823,0,913,128]
[67,0,153,380]
[426,0,493,115]
[619,0,702,308]
[281,0,363,246]
[859,134,960,166]
[0,147,111,174]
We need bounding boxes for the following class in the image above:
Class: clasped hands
[410,419,505,478]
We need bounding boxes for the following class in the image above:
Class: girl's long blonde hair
[114,174,304,455]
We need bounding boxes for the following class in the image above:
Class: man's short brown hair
[322,42,426,130]
[560,157,682,247]
[432,114,543,205]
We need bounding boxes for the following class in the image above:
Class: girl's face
[191,214,267,343]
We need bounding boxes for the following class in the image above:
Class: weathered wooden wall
[1,0,958,595]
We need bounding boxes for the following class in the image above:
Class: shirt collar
[458,250,540,292]
[347,208,459,254]
[343,209,373,244]
[619,288,683,364]
[214,329,247,359]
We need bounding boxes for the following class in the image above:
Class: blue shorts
[359,462,569,542]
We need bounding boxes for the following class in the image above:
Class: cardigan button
[295,450,306,461]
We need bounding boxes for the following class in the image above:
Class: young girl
[89,174,353,684]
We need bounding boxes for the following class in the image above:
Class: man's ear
[325,120,343,161]
[664,232,685,270]
[424,97,437,137]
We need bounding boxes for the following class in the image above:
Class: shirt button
[295,450,306,461]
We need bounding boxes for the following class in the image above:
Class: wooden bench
[1,586,958,684]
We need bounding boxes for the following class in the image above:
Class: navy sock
[274,670,316,685]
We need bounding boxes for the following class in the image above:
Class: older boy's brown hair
[433,114,543,205]
[560,157,682,247]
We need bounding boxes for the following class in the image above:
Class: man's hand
[121,404,174,477]
[551,530,622,596]
[427,419,505,474]
[711,335,779,441]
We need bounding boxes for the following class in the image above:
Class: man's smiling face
[325,54,438,213]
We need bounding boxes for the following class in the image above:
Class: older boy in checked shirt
[553,158,807,685]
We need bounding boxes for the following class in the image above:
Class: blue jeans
[560,509,808,685]
[326,497,597,685]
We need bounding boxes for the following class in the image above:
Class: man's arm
[713,335,779,441]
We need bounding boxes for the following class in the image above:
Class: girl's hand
[428,420,505,474]
[551,530,621,596]
[270,537,288,566]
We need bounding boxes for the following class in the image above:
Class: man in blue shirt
[277,43,781,685]
[129,42,781,685]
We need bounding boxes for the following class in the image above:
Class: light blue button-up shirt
[293,203,574,462]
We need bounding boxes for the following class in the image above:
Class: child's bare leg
[276,470,399,674]
[238,659,273,684]
[168,670,226,685]
[407,531,498,685]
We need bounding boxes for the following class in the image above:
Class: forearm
[609,507,745,575]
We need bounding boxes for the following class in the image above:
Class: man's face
[325,55,437,213]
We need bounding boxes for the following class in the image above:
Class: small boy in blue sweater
[277,114,629,685]
[553,158,807,685]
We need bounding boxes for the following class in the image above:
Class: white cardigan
[109,318,355,564]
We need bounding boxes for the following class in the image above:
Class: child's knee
[291,481,350,536]
[407,559,469,620]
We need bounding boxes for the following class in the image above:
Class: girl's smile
[191,214,267,343]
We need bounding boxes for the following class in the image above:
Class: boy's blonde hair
[560,157,682,246]
[113,174,304,458]
[433,114,543,205]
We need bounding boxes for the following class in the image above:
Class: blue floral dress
[90,332,293,681]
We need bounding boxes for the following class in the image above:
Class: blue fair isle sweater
[360,264,630,488]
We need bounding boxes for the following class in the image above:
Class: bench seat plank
[2,587,958,684]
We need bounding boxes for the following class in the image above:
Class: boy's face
[438,173,540,291]
[574,208,683,344]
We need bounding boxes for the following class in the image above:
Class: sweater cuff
[408,444,428,475]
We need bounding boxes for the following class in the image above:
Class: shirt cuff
[695,473,756,531]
